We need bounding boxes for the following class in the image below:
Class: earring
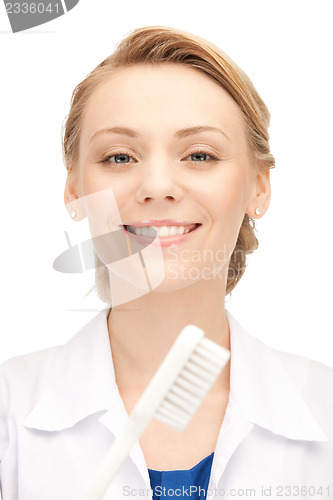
[71,210,76,219]
[255,208,261,216]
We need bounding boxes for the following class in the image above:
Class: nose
[135,154,184,205]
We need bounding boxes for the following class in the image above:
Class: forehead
[80,63,246,146]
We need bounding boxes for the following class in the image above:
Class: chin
[151,279,193,293]
[150,267,202,293]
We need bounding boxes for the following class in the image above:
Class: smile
[123,223,201,238]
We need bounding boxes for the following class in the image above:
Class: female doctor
[1,26,333,500]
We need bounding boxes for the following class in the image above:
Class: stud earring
[255,208,261,216]
[71,210,76,219]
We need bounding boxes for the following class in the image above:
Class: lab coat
[0,308,333,499]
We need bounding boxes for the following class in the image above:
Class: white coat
[1,308,333,499]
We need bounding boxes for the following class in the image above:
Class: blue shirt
[148,452,214,499]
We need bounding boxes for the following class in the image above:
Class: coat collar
[24,307,118,431]
[24,307,329,442]
[226,310,329,441]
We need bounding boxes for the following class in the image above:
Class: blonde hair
[62,26,275,302]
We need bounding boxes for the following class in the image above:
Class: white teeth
[158,226,170,237]
[128,224,197,237]
[169,226,178,236]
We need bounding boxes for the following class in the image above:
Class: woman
[1,26,332,500]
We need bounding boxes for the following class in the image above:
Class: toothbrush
[80,325,230,500]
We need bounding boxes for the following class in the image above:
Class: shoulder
[0,311,105,390]
[230,308,333,394]
[0,344,64,463]
[227,310,333,440]
[268,345,333,440]
[0,344,64,431]
[272,346,333,389]
[0,343,62,391]
[0,309,110,411]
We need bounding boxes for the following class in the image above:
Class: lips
[123,223,201,238]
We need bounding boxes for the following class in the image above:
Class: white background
[0,0,332,366]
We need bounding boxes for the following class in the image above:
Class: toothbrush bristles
[154,336,230,432]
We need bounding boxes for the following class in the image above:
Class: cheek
[79,168,132,212]
[200,170,249,225]
[76,169,129,235]
[80,167,109,194]
[202,169,251,264]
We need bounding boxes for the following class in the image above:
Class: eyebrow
[89,125,232,144]
[90,127,138,143]
[174,126,231,143]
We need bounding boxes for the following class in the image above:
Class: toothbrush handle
[80,415,148,500]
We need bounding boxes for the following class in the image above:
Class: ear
[245,168,271,218]
[64,168,86,221]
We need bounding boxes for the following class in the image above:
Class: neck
[107,277,230,392]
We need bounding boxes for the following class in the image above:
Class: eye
[190,152,209,162]
[98,151,137,165]
[100,153,136,164]
[183,150,222,163]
